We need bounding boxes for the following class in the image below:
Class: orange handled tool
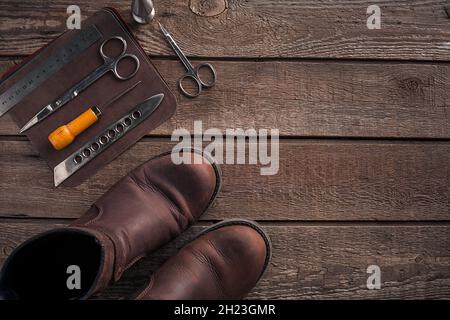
[48,81,142,150]
[48,107,101,150]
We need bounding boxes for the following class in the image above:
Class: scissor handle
[178,63,217,98]
[100,36,127,60]
[112,54,140,80]
[100,36,140,80]
[194,63,217,88]
[178,73,202,98]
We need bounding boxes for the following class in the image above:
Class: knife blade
[53,93,164,187]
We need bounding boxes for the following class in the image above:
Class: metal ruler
[0,24,102,117]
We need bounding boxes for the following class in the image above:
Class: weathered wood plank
[1,220,449,299]
[1,139,449,221]
[1,59,450,138]
[0,0,449,60]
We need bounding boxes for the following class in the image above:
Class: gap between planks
[2,55,450,65]
[2,217,450,227]
[1,135,450,143]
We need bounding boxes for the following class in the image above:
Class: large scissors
[20,36,140,133]
[159,23,217,98]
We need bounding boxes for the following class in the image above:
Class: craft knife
[48,81,142,150]
[53,93,164,187]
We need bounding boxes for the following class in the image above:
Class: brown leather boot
[133,219,272,300]
[0,149,221,300]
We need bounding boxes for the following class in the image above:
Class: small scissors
[20,36,140,132]
[159,23,217,98]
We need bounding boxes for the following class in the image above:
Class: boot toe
[137,221,271,300]
[201,224,270,298]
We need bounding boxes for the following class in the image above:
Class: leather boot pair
[0,150,271,300]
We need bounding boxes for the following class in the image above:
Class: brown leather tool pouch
[0,8,177,187]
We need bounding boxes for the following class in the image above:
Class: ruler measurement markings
[0,25,102,117]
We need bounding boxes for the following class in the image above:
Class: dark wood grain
[0,1,449,60]
[1,220,449,299]
[0,0,449,301]
[1,139,449,221]
[1,59,450,138]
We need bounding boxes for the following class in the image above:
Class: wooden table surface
[0,0,449,299]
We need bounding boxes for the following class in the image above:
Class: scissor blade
[158,23,195,72]
[19,117,38,133]
[53,93,165,187]
[158,22,170,37]
[19,104,54,133]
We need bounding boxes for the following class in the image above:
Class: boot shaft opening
[0,230,103,300]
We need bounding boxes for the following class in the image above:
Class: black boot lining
[0,230,102,300]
